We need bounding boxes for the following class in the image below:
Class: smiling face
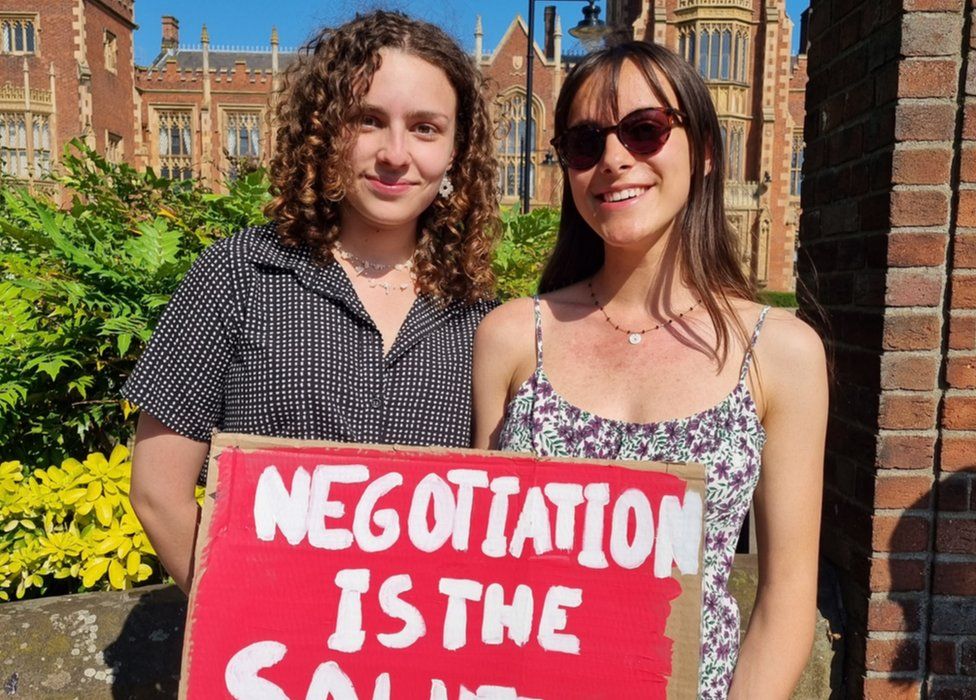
[565,59,694,253]
[339,49,458,235]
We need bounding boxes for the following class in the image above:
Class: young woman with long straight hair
[474,41,827,698]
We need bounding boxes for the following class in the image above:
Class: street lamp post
[521,0,609,213]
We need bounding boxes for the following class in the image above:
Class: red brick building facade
[0,0,806,292]
[0,0,137,194]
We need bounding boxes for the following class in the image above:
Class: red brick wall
[84,1,135,159]
[765,2,803,291]
[801,0,976,697]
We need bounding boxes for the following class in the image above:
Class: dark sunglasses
[550,107,686,170]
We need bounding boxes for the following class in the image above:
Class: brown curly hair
[265,11,500,303]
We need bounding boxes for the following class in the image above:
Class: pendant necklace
[588,280,702,345]
[333,239,415,295]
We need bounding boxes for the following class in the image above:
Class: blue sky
[133,1,810,66]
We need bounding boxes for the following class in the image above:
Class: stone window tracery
[1,16,36,55]
[156,110,194,181]
[678,23,749,84]
[720,119,745,182]
[31,114,50,178]
[790,131,804,196]
[224,110,262,181]
[0,112,28,177]
[106,132,123,163]
[104,31,118,74]
[497,91,539,200]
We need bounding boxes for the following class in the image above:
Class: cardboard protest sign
[179,434,706,699]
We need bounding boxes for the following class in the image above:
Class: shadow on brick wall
[881,473,975,699]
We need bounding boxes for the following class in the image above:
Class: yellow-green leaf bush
[0,446,203,601]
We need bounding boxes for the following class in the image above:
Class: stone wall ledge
[0,554,842,698]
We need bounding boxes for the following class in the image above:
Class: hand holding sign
[179,435,706,699]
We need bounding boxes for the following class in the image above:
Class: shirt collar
[246,223,464,358]
[246,222,364,316]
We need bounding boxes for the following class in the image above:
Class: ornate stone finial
[201,24,209,44]
[475,15,483,36]
[271,26,279,45]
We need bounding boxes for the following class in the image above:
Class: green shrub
[0,142,270,466]
[493,206,560,301]
[757,289,798,308]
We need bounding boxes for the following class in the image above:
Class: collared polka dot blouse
[123,223,496,481]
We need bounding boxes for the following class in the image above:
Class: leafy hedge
[493,206,559,301]
[757,289,798,308]
[0,445,205,601]
[0,143,271,467]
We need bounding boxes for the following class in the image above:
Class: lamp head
[568,1,609,50]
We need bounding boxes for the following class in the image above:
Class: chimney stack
[544,6,556,61]
[161,16,179,51]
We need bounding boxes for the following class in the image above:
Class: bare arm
[128,412,209,594]
[728,313,828,699]
[472,299,536,449]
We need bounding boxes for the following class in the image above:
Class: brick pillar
[801,1,975,698]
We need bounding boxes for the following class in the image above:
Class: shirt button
[370,396,383,409]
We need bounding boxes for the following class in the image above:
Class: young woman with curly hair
[474,41,827,698]
[125,11,500,593]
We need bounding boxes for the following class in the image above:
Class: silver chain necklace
[588,280,702,345]
[333,239,415,295]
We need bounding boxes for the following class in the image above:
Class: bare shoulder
[476,296,536,344]
[754,306,826,370]
[745,304,828,411]
[474,296,538,397]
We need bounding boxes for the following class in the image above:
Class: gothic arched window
[790,132,804,195]
[0,112,28,177]
[720,29,732,80]
[497,92,539,200]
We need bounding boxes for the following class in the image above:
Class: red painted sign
[180,435,705,699]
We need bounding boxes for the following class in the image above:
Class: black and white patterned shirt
[123,223,496,481]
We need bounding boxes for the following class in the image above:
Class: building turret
[474,16,483,64]
[201,25,211,105]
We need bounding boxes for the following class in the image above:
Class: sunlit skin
[473,59,827,699]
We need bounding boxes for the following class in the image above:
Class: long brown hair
[540,41,756,364]
[265,11,500,303]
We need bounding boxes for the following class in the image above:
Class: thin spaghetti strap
[533,295,544,369]
[739,305,772,384]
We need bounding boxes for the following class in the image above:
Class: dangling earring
[439,174,454,198]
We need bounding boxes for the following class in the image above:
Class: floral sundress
[497,298,771,699]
